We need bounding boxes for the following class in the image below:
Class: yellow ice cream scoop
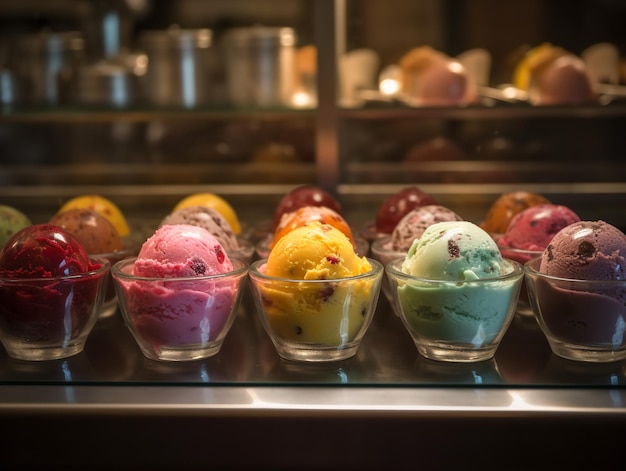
[173,192,241,235]
[261,222,375,344]
[266,221,371,280]
[58,194,130,237]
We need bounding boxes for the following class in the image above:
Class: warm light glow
[292,90,315,108]
[379,78,400,95]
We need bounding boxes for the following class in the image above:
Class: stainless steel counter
[1,294,625,469]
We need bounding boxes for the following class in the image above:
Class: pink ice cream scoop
[114,224,241,353]
[499,204,581,252]
[134,224,233,278]
[390,205,463,251]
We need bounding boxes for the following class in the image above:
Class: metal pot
[13,31,85,105]
[223,26,297,107]
[138,27,216,108]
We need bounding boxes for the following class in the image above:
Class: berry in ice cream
[0,205,31,248]
[271,185,342,231]
[250,221,382,350]
[480,191,550,234]
[112,224,246,361]
[375,186,437,234]
[525,221,626,361]
[173,193,242,235]
[58,195,130,237]
[386,221,523,361]
[0,224,109,359]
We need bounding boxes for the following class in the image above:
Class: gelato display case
[1,1,626,469]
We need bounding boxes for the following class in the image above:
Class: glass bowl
[0,257,110,361]
[370,235,405,314]
[248,258,384,362]
[94,246,136,319]
[112,257,248,362]
[498,244,542,318]
[385,258,524,362]
[524,257,626,362]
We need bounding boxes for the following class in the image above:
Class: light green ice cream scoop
[0,205,32,248]
[402,220,503,280]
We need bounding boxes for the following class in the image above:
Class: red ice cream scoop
[0,224,94,278]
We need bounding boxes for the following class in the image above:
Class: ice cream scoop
[398,46,477,106]
[111,224,246,361]
[540,220,626,280]
[0,223,95,277]
[391,205,463,252]
[374,186,437,235]
[0,205,31,248]
[386,221,523,362]
[528,53,597,105]
[271,185,342,231]
[499,204,580,253]
[525,221,626,362]
[271,205,355,249]
[480,191,550,234]
[0,224,109,360]
[173,193,242,235]
[134,224,232,278]
[58,194,130,237]
[160,205,239,253]
[50,208,123,254]
[249,221,382,361]
[497,204,580,318]
[402,220,504,281]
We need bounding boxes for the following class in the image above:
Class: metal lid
[138,26,212,50]
[224,27,296,47]
[15,31,84,54]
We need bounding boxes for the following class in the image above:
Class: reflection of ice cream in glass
[249,221,383,362]
[525,220,626,362]
[112,224,247,361]
[386,221,523,362]
[0,224,109,360]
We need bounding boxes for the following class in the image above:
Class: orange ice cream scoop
[480,191,550,234]
[271,206,355,250]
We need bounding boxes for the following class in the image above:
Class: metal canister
[223,27,297,107]
[138,27,215,108]
[14,31,85,105]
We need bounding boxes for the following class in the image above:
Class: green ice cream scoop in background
[0,205,32,248]
[386,221,523,362]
